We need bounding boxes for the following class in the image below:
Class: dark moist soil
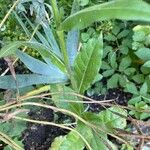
[22,87,132,150]
[23,108,67,150]
[85,88,132,112]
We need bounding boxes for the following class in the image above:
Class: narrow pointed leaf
[42,23,61,57]
[66,0,80,65]
[13,11,31,38]
[23,14,50,47]
[74,36,103,94]
[67,30,79,66]
[61,0,150,31]
[0,41,67,73]
[0,74,68,89]
[16,50,65,76]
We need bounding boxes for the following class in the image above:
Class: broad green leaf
[98,107,127,129]
[104,34,116,42]
[80,0,89,7]
[143,60,150,68]
[119,56,131,72]
[101,61,111,70]
[59,130,85,150]
[102,69,115,77]
[140,82,148,96]
[0,74,68,89]
[16,50,65,77]
[74,36,103,94]
[140,66,150,74]
[82,113,117,150]
[133,31,146,42]
[133,25,150,35]
[50,85,83,114]
[0,41,67,73]
[50,136,66,150]
[118,75,127,87]
[60,0,150,31]
[135,48,150,61]
[128,96,141,105]
[107,74,119,89]
[126,82,139,95]
[90,131,117,150]
[60,121,109,150]
[117,30,129,39]
[124,68,136,76]
[92,74,103,84]
[132,74,145,84]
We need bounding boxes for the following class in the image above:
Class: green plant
[0,0,150,149]
[129,101,150,120]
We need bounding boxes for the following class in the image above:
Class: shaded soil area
[0,59,7,74]
[86,88,132,112]
[22,87,133,150]
[23,108,67,150]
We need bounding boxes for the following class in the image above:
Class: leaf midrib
[78,46,96,93]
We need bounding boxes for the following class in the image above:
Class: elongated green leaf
[0,74,68,89]
[61,0,150,31]
[67,30,79,66]
[66,0,80,66]
[0,41,67,73]
[74,36,103,94]
[23,14,50,47]
[23,14,62,58]
[16,50,65,77]
[13,11,31,38]
[42,23,61,57]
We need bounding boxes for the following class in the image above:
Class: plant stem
[51,0,78,92]
[51,0,60,27]
[57,30,77,90]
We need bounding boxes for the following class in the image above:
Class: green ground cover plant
[0,0,150,149]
